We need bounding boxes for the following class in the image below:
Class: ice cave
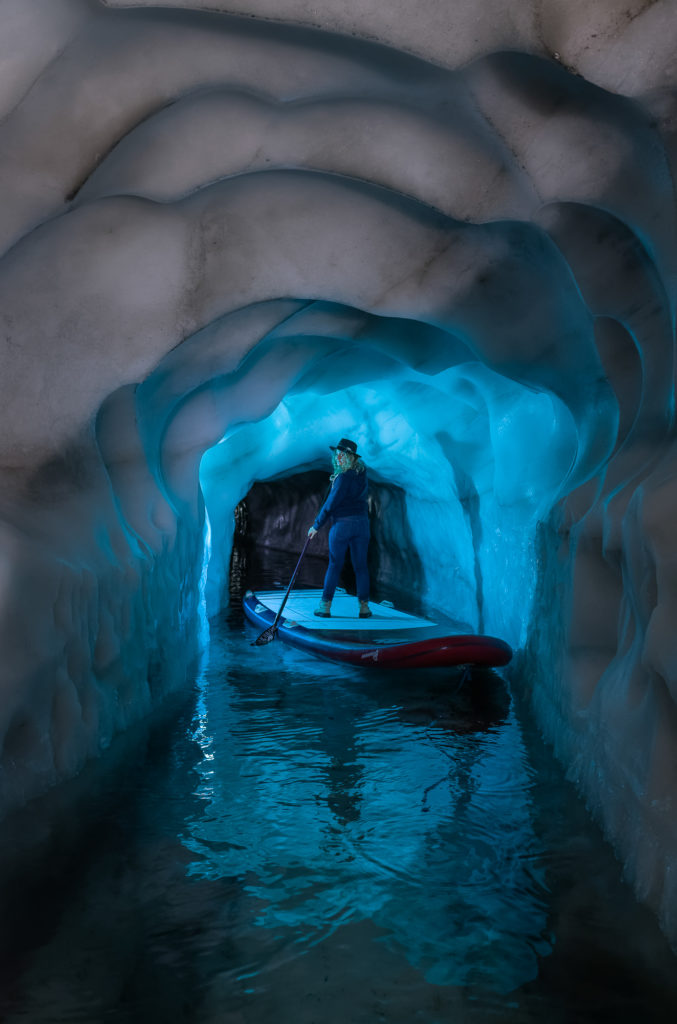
[2,0,677,1019]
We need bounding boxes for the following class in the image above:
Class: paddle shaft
[273,535,311,625]
[253,535,312,644]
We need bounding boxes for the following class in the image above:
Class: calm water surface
[1,552,677,1022]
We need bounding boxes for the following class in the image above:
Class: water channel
[1,551,676,1023]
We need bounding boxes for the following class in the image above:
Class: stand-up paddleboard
[243,589,512,669]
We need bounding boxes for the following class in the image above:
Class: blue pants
[322,516,370,603]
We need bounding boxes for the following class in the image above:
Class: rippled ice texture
[1,563,677,1022]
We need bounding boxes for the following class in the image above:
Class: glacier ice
[1,0,677,953]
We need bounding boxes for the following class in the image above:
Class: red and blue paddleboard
[243,589,512,669]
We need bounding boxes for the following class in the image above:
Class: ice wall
[1,0,677,948]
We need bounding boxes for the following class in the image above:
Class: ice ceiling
[1,0,677,947]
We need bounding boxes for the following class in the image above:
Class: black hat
[330,437,358,456]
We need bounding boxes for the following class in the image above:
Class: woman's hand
[307,526,318,538]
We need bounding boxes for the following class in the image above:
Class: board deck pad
[253,589,438,632]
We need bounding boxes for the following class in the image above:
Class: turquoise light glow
[200,363,579,650]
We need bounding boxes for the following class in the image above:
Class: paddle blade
[252,625,278,646]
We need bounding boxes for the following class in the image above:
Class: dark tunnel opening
[228,469,426,612]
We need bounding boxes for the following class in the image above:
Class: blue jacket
[313,468,368,529]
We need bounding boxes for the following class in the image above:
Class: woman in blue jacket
[307,438,372,618]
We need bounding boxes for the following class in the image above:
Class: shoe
[359,602,372,618]
[314,601,332,617]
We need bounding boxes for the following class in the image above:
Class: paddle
[252,535,312,645]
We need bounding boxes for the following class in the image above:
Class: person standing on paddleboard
[307,438,372,618]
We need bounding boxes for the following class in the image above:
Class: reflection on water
[186,624,538,993]
[1,548,677,1022]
